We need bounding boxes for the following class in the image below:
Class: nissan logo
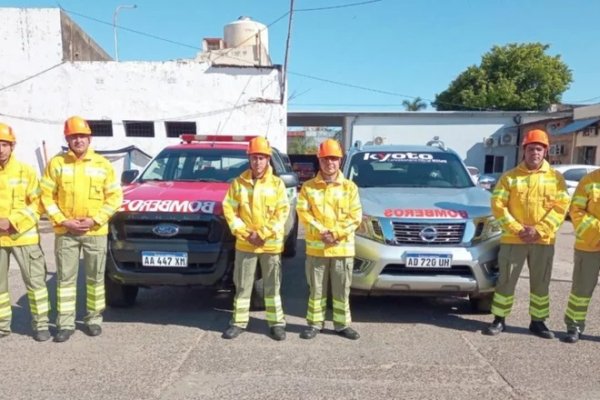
[419,226,438,242]
[152,223,180,237]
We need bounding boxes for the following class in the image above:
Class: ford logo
[419,226,438,242]
[152,223,179,237]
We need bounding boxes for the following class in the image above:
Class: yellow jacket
[491,160,570,245]
[570,168,600,252]
[297,171,362,257]
[223,166,290,254]
[0,156,43,246]
[40,149,123,235]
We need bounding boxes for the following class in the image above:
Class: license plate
[141,251,188,267]
[405,253,452,268]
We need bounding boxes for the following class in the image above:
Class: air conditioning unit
[483,137,495,148]
[500,132,517,146]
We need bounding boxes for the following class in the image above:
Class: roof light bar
[180,134,258,144]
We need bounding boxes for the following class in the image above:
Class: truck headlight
[356,215,384,243]
[472,216,501,243]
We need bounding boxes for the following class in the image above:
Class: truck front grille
[382,264,473,277]
[110,212,230,243]
[391,222,465,245]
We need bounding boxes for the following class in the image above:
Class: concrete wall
[346,113,522,172]
[574,104,600,120]
[0,61,286,175]
[60,11,112,61]
[0,8,64,85]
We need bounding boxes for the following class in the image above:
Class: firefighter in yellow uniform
[41,116,123,343]
[483,129,570,338]
[297,139,362,340]
[222,137,289,340]
[562,169,600,343]
[0,123,51,342]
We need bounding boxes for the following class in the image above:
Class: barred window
[88,120,113,137]
[165,121,196,138]
[124,121,155,138]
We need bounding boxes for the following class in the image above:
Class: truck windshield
[139,148,249,183]
[348,151,474,189]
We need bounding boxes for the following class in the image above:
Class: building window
[165,122,196,138]
[484,155,504,174]
[124,121,155,137]
[88,120,113,137]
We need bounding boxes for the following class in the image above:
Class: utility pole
[113,4,137,61]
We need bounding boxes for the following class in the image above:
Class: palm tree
[402,97,428,111]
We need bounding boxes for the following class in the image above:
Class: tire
[250,277,265,311]
[469,293,493,313]
[283,215,298,258]
[105,276,139,308]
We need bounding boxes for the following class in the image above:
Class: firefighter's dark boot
[562,327,581,344]
[529,320,554,339]
[482,316,505,336]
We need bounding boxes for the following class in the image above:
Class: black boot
[482,316,505,336]
[529,320,554,339]
[53,329,74,343]
[222,325,245,339]
[562,327,581,343]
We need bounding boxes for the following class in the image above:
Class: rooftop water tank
[224,16,269,55]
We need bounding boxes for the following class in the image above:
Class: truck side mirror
[279,172,299,188]
[121,170,139,185]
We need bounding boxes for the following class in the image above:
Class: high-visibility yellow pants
[564,249,600,332]
[55,234,107,330]
[0,244,49,334]
[230,251,285,329]
[305,256,353,331]
[490,243,554,321]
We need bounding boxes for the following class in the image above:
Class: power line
[295,0,384,12]
[61,7,200,51]
[0,62,65,93]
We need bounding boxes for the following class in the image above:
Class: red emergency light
[180,134,258,144]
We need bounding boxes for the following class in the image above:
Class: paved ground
[2,221,600,400]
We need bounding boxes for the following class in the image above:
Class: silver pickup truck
[343,138,501,311]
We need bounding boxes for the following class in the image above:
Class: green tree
[434,43,573,111]
[288,136,318,154]
[402,97,428,111]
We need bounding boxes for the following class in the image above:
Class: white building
[0,8,286,175]
[289,110,571,173]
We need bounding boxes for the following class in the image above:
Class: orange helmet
[522,129,549,147]
[0,123,16,143]
[64,116,91,136]
[317,139,343,158]
[247,137,272,156]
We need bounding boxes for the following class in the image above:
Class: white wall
[0,61,286,174]
[348,114,517,171]
[0,8,63,86]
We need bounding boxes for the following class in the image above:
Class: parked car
[477,172,502,191]
[105,135,299,308]
[343,138,501,311]
[552,164,600,196]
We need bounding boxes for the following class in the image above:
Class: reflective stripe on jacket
[0,156,42,246]
[491,160,570,245]
[40,149,123,235]
[297,171,362,257]
[570,168,600,252]
[223,166,290,254]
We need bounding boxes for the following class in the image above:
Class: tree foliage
[402,97,428,111]
[434,43,572,111]
[288,136,317,155]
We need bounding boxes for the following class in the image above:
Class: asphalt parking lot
[2,221,600,400]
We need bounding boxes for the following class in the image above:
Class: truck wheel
[283,216,298,258]
[105,277,139,308]
[469,293,493,313]
[250,277,266,311]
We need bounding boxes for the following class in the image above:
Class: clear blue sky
[5,0,600,111]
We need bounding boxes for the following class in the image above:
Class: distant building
[0,8,286,175]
